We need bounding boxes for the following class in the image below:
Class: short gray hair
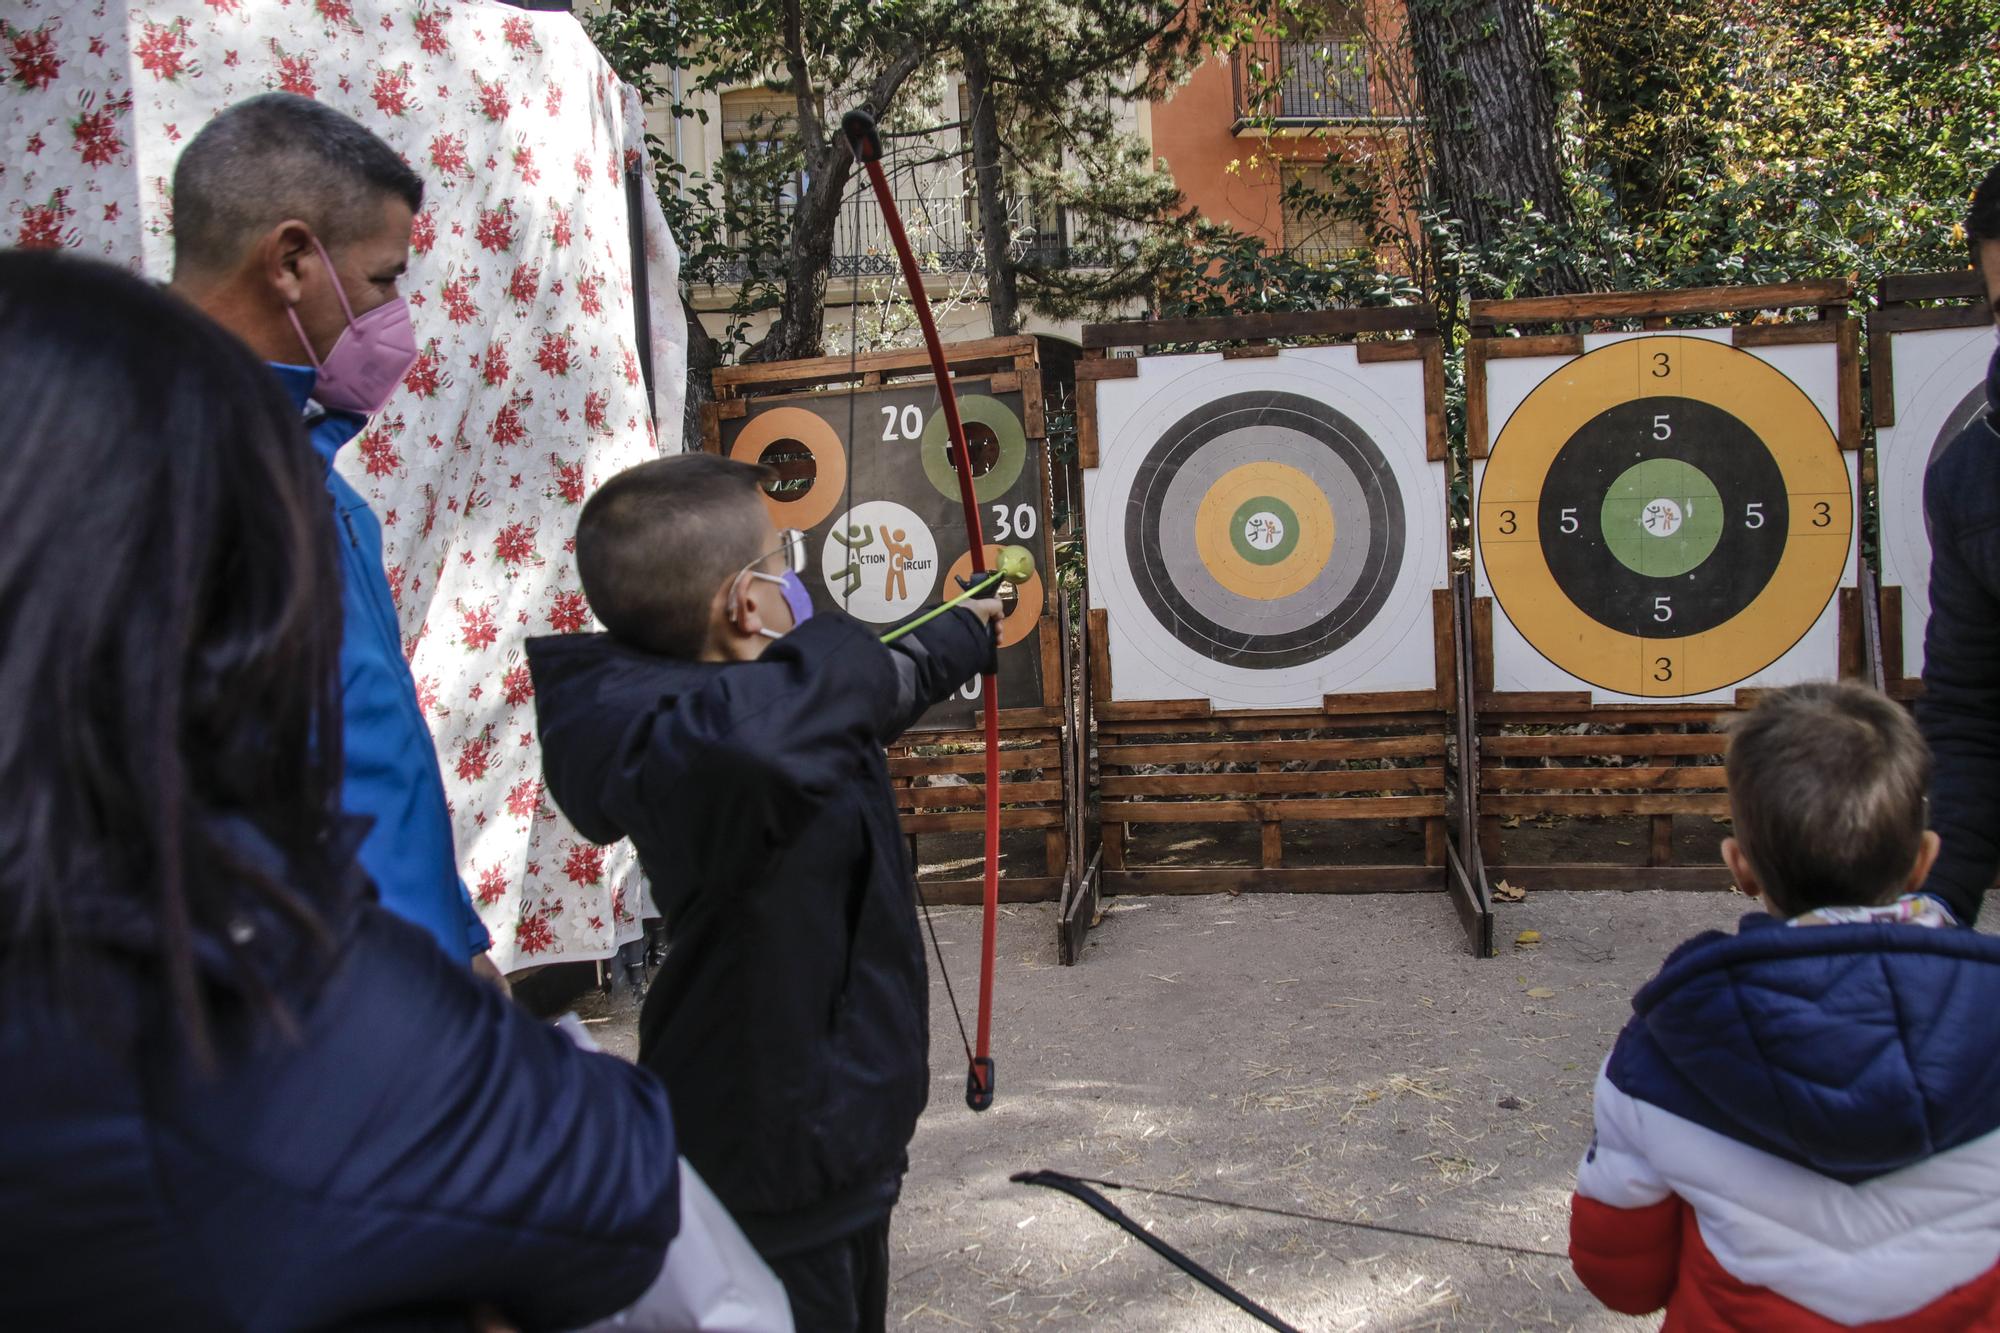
[171,93,424,275]
[1725,682,1930,914]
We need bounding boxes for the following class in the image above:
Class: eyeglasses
[769,528,807,574]
[739,528,808,580]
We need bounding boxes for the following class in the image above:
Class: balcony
[700,191,1106,285]
[1231,36,1373,128]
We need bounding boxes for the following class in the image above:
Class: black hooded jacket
[526,608,994,1255]
[1919,341,2000,921]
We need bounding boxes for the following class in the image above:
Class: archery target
[1476,332,1856,702]
[727,405,849,531]
[1086,346,1445,707]
[818,500,939,623]
[715,372,1052,729]
[1878,324,1996,675]
[947,544,1046,648]
[921,394,1028,502]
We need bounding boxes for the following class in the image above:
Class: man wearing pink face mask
[169,94,498,982]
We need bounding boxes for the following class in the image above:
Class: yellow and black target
[1477,336,1851,697]
[1129,391,1406,670]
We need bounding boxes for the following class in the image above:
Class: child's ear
[1904,830,1942,895]
[1721,837,1764,908]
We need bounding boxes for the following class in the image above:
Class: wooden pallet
[1467,282,1866,889]
[1870,270,1990,699]
[1090,592,1459,896]
[701,336,1075,904]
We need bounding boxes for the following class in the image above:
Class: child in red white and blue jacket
[1571,682,2000,1330]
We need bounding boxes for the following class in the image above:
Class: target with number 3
[1476,333,1855,700]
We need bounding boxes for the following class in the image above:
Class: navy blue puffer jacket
[0,823,680,1331]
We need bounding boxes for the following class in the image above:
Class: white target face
[1879,325,1995,675]
[1085,346,1446,707]
[819,500,938,623]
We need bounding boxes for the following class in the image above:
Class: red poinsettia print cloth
[1,0,687,969]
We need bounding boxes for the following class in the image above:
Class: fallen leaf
[1501,815,1523,829]
[1493,878,1525,902]
[1526,987,1556,999]
[1615,839,1633,846]
[1515,929,1542,948]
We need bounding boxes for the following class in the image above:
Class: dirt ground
[576,885,1764,1331]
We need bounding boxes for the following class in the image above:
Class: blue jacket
[0,819,679,1329]
[273,365,490,960]
[1571,912,2000,1327]
[1918,341,2000,922]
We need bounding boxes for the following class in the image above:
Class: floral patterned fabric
[2,0,686,969]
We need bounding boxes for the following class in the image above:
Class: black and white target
[1879,325,1997,675]
[1085,346,1445,707]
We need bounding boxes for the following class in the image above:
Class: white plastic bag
[570,1157,795,1333]
[554,1016,793,1333]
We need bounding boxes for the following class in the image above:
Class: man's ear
[1721,836,1764,907]
[260,219,317,307]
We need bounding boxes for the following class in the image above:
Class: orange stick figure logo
[883,526,913,601]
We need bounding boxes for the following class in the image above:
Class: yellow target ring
[1478,336,1851,697]
[727,405,849,532]
[1193,462,1336,601]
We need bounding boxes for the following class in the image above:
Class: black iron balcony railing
[700,191,1108,284]
[1232,36,1372,124]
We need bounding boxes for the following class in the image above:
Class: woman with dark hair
[0,250,681,1329]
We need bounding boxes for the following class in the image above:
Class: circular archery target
[1478,335,1851,698]
[1879,328,1995,669]
[946,545,1046,648]
[920,394,1028,503]
[818,500,937,623]
[1130,390,1404,672]
[728,405,848,531]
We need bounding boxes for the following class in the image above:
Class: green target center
[1600,458,1724,578]
[1230,496,1300,565]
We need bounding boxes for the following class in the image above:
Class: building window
[1280,164,1373,259]
[719,88,804,244]
[1235,3,1371,124]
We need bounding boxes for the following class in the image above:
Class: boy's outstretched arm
[881,604,1000,743]
[617,615,906,850]
[1570,1063,1684,1316]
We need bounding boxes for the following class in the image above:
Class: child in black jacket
[527,454,999,1333]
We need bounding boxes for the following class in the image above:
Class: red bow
[842,108,1000,1112]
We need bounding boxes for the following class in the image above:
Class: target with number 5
[1476,333,1855,700]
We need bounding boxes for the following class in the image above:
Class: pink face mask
[284,233,417,417]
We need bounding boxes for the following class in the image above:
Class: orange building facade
[1149,0,1417,266]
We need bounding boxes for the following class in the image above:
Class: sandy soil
[575,886,1757,1330]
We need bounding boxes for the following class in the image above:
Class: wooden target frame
[702,336,1071,905]
[1467,282,1867,889]
[1870,270,1993,698]
[1075,308,1492,957]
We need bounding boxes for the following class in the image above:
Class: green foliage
[1558,0,2000,293]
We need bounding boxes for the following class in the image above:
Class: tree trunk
[1406,0,1581,295]
[962,45,1020,337]
[749,141,852,363]
[681,301,722,452]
